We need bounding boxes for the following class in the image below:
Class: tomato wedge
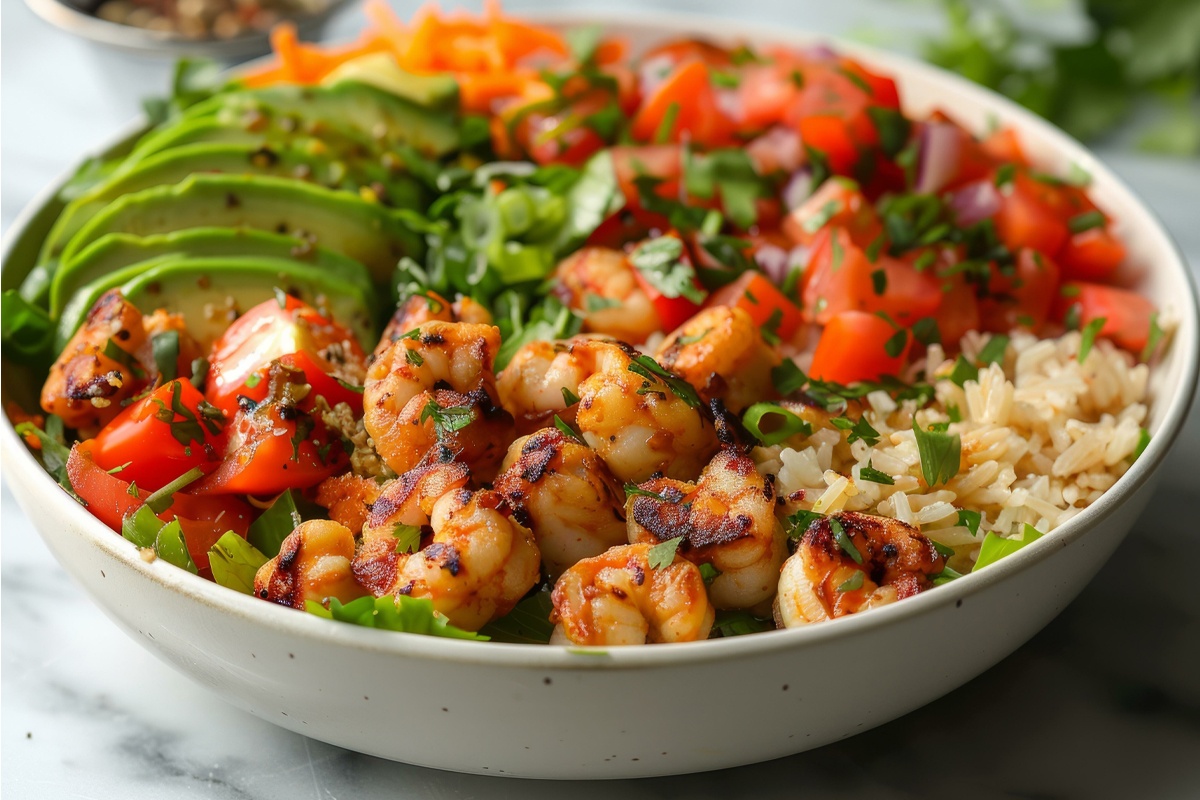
[631,60,735,147]
[1054,281,1158,353]
[67,443,253,570]
[207,295,367,419]
[90,378,228,491]
[195,362,350,496]
[706,270,803,342]
[810,311,910,384]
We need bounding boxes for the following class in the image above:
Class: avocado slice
[58,256,377,350]
[49,227,373,319]
[188,82,461,158]
[40,142,425,271]
[321,54,459,112]
[58,173,424,285]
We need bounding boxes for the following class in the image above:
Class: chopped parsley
[836,571,865,592]
[1067,210,1106,234]
[977,334,1010,365]
[957,508,982,536]
[948,355,979,387]
[761,308,784,345]
[553,414,582,443]
[830,517,863,564]
[151,330,180,382]
[698,563,721,586]
[561,387,580,406]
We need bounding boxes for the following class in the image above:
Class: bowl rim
[3,7,1197,670]
[22,0,350,56]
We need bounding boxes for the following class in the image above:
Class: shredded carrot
[7,402,46,449]
[239,1,571,101]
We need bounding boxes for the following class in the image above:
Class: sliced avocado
[321,53,459,111]
[40,142,425,271]
[50,227,373,319]
[58,173,424,285]
[190,82,460,158]
[58,256,377,350]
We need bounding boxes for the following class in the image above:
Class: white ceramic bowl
[2,10,1197,780]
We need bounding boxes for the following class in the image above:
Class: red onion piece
[782,167,814,211]
[947,179,1002,227]
[639,55,676,98]
[754,244,791,284]
[915,121,963,195]
[747,125,804,175]
[801,43,839,63]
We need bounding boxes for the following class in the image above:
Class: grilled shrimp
[254,520,368,609]
[496,337,594,433]
[550,543,715,646]
[315,473,383,534]
[655,306,781,413]
[775,511,944,627]
[627,449,787,610]
[553,247,660,344]
[363,321,515,481]
[373,291,494,360]
[41,290,198,431]
[494,426,628,579]
[355,448,540,630]
[573,339,719,483]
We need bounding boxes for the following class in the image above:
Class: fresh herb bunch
[925,0,1200,155]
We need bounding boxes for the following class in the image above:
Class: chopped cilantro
[629,236,707,304]
[1131,428,1151,463]
[1078,316,1107,362]
[421,399,474,438]
[912,317,941,346]
[948,355,979,387]
[831,415,881,446]
[972,524,1043,572]
[698,563,721,585]
[830,517,863,564]
[1068,210,1106,234]
[871,268,888,295]
[913,419,962,486]
[553,414,582,443]
[561,387,580,406]
[1140,312,1164,362]
[647,536,683,569]
[977,334,1010,365]
[857,460,894,485]
[957,508,982,536]
[803,199,843,234]
[627,354,702,408]
[761,308,784,345]
[771,360,808,396]
[392,523,422,555]
[151,330,180,382]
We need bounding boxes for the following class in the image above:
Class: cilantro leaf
[647,536,683,569]
[913,419,962,486]
[858,460,894,485]
[627,355,702,409]
[1078,316,1106,362]
[830,517,863,564]
[836,570,865,592]
[831,415,881,446]
[421,399,474,438]
[629,236,707,305]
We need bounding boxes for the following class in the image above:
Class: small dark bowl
[24,0,356,60]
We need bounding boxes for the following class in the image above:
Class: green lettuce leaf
[306,595,489,640]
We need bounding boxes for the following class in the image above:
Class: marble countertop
[3,1,1199,797]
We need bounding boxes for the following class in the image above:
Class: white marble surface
[3,1,1199,797]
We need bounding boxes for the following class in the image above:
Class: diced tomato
[586,207,670,250]
[981,127,1027,165]
[795,115,861,175]
[206,295,367,419]
[195,362,350,496]
[628,231,706,331]
[640,39,732,71]
[810,311,910,384]
[66,442,253,570]
[737,64,799,130]
[992,173,1071,256]
[90,378,227,492]
[1058,227,1126,282]
[705,270,803,341]
[782,178,881,246]
[631,60,735,147]
[839,58,900,109]
[611,144,682,208]
[932,273,980,350]
[801,228,941,326]
[1054,282,1157,353]
[979,248,1061,333]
